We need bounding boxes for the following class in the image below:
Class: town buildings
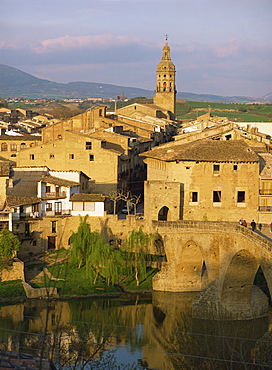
[0,39,272,257]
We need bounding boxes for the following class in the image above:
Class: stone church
[115,38,177,121]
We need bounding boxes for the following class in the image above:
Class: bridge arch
[221,249,259,304]
[177,240,207,291]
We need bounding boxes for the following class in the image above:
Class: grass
[0,280,26,299]
[31,261,157,296]
[176,101,272,122]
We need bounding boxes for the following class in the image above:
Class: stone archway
[158,206,169,221]
[220,249,268,319]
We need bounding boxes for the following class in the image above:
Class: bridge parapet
[152,220,272,253]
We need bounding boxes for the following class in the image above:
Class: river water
[0,292,271,369]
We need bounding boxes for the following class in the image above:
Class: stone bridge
[151,220,272,320]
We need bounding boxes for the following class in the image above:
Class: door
[55,202,62,215]
[48,236,56,250]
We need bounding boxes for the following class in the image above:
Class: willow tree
[124,226,154,286]
[69,216,124,285]
[70,215,92,268]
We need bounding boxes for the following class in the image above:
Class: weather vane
[165,34,169,42]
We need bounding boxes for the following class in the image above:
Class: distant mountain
[0,64,271,103]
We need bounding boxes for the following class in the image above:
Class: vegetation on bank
[0,217,160,300]
[0,280,26,299]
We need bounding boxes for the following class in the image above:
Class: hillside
[0,64,271,103]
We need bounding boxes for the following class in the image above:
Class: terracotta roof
[140,139,259,163]
[70,193,105,202]
[6,195,41,207]
[7,170,47,198]
[258,153,272,178]
[39,175,80,187]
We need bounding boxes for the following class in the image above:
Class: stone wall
[0,258,25,282]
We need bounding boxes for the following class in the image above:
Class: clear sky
[1,0,271,98]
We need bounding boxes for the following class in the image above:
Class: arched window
[158,206,169,221]
[20,143,27,150]
[1,142,7,151]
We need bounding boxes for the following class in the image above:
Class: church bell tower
[153,36,176,120]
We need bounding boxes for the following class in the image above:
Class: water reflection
[0,293,271,369]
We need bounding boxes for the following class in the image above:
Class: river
[0,292,271,369]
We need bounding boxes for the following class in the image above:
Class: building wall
[16,131,120,194]
[145,158,259,222]
[71,201,104,217]
[15,214,147,258]
[0,135,41,160]
[144,181,181,221]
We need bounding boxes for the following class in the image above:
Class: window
[50,154,54,158]
[237,191,245,203]
[10,144,17,151]
[213,164,220,174]
[52,221,57,233]
[84,202,95,211]
[99,109,103,117]
[69,154,74,159]
[30,154,35,160]
[89,154,94,161]
[86,142,92,150]
[58,134,62,139]
[20,143,27,149]
[1,143,7,151]
[225,134,232,140]
[191,192,198,202]
[46,203,52,211]
[213,191,221,203]
[46,186,51,193]
[233,165,238,171]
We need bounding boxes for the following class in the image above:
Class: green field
[176,101,272,122]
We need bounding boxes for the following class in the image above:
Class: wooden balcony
[41,191,66,200]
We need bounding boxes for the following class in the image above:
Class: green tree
[0,230,20,269]
[124,227,155,286]
[69,215,92,268]
[69,216,124,285]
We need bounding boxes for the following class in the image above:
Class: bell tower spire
[153,36,176,120]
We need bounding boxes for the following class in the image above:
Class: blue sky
[1,0,272,98]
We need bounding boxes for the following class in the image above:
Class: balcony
[42,209,71,217]
[41,191,66,200]
[259,189,272,195]
[258,206,272,212]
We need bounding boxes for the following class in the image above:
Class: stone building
[16,130,122,196]
[0,133,41,160]
[141,139,260,222]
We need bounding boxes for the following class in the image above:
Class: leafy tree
[0,230,20,261]
[69,215,92,269]
[69,216,124,285]
[124,227,155,286]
